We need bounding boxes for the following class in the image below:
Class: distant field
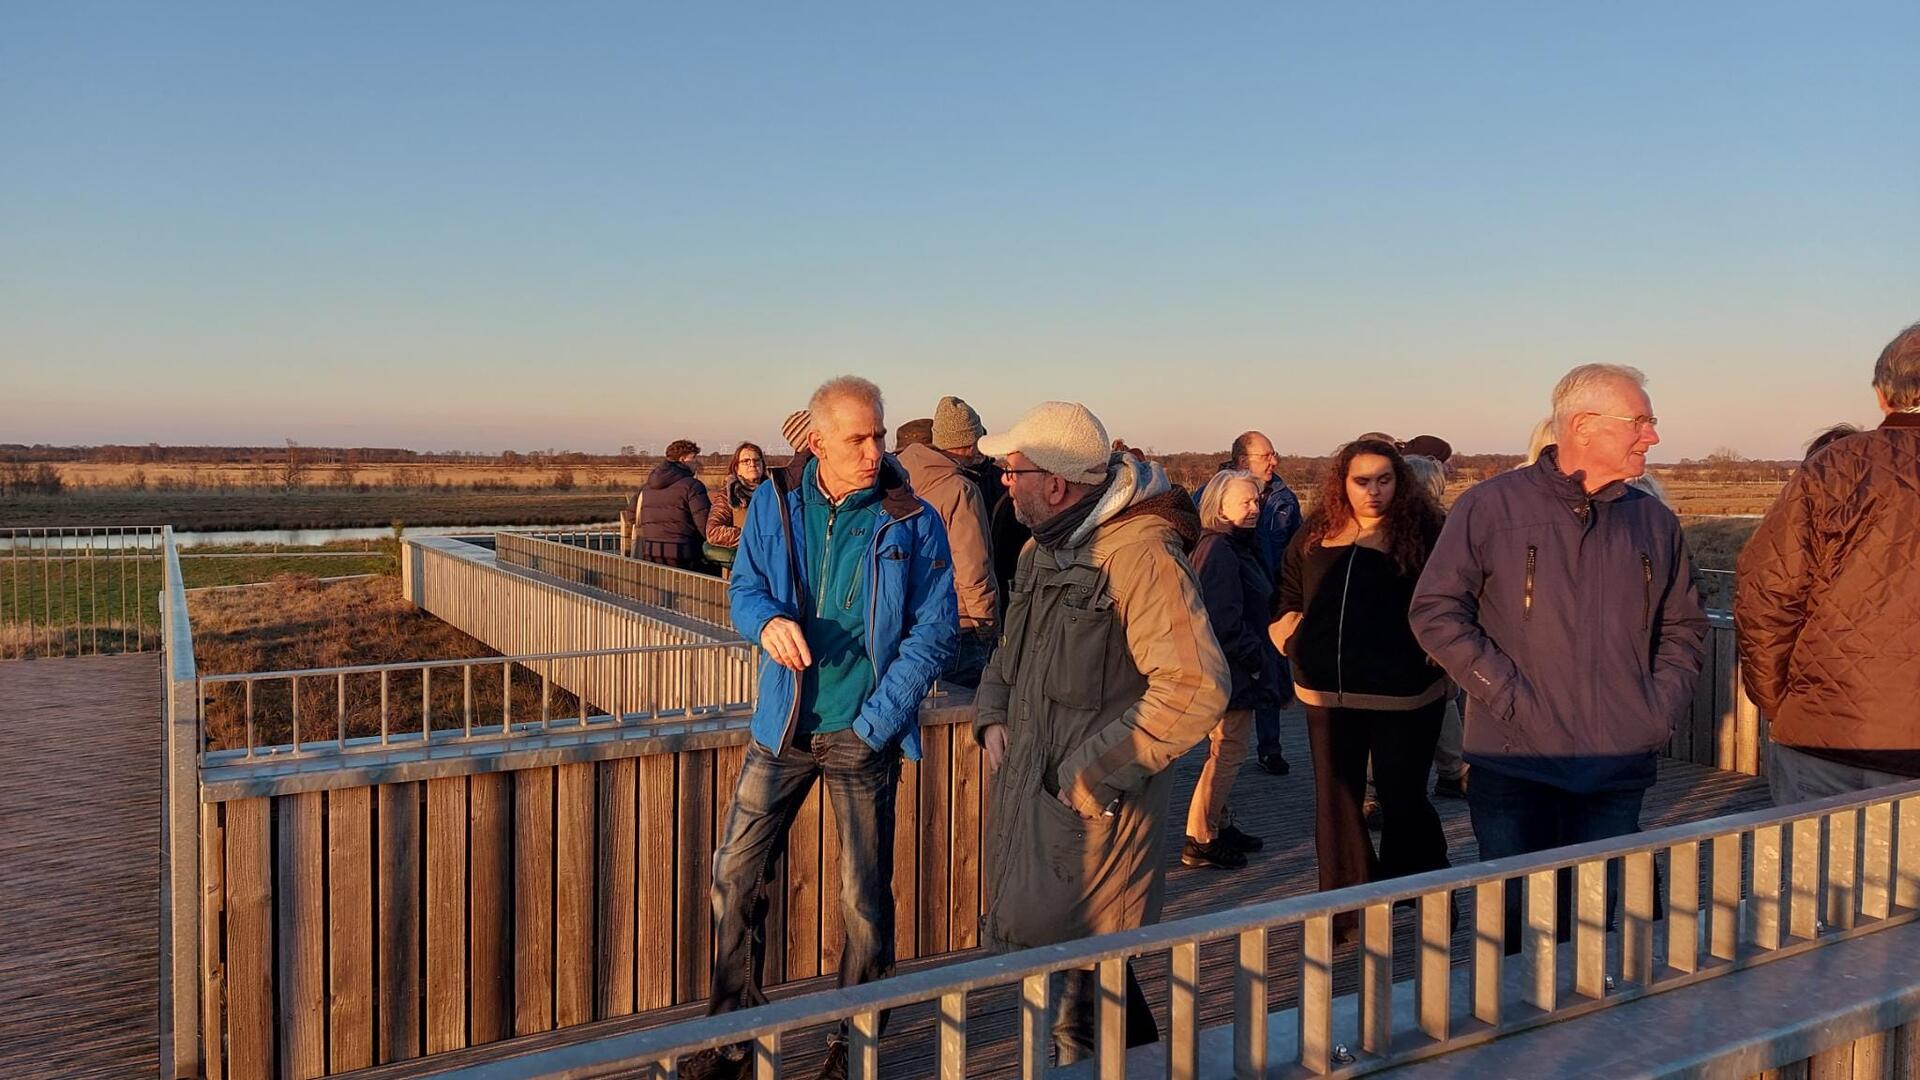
[0,550,392,658]
[0,488,634,531]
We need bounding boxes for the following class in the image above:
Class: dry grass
[190,573,577,751]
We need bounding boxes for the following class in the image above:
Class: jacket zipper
[1334,547,1357,700]
[1523,545,1537,621]
[1641,553,1653,630]
[816,505,838,617]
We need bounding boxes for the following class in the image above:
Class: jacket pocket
[1043,601,1113,711]
[1640,552,1653,631]
[1523,544,1537,621]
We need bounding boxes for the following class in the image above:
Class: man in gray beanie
[898,396,997,685]
[974,400,1229,1064]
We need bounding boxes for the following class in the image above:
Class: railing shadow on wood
[192,637,983,1080]
[395,779,1920,1080]
[494,532,733,632]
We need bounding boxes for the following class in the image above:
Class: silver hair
[1550,364,1648,432]
[1874,321,1920,410]
[1403,454,1447,503]
[807,375,885,432]
[1196,470,1260,533]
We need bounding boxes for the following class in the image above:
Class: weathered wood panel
[377,782,423,1064]
[424,777,468,1054]
[514,767,556,1037]
[276,791,326,1079]
[555,762,596,1027]
[594,758,637,1018]
[676,748,715,1003]
[327,787,374,1072]
[635,754,676,1012]
[469,771,513,1044]
[225,798,273,1080]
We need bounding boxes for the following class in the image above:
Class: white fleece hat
[977,401,1112,484]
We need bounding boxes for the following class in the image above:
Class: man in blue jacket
[1411,364,1707,954]
[686,376,957,1080]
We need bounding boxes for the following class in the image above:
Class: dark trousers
[641,538,701,570]
[1306,700,1451,932]
[940,628,995,690]
[1467,766,1650,954]
[1253,657,1293,757]
[1053,962,1160,1065]
[708,729,899,1040]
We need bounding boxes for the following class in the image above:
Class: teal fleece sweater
[796,460,881,736]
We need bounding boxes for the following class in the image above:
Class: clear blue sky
[3,2,1915,460]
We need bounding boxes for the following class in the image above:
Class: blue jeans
[1468,766,1649,954]
[941,627,995,690]
[708,728,900,1038]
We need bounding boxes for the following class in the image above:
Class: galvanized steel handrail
[436,778,1920,1080]
[197,639,760,760]
[495,531,732,630]
[158,526,205,1079]
[2,524,166,658]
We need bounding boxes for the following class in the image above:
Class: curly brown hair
[664,439,701,460]
[1304,438,1444,576]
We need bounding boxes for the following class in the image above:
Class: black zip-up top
[1409,446,1710,794]
[1275,527,1446,711]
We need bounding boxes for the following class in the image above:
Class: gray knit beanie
[932,396,986,451]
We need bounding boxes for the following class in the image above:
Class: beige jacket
[898,443,999,629]
[975,458,1229,952]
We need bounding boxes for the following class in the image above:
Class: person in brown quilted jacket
[1737,321,1920,804]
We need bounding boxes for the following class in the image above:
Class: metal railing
[495,531,733,630]
[157,526,204,1079]
[1,525,166,658]
[444,779,1920,1080]
[197,639,760,761]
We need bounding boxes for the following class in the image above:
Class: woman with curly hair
[1271,438,1450,937]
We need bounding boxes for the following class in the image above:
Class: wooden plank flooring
[0,653,163,1080]
[355,705,1773,1080]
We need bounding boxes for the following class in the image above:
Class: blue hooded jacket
[727,457,958,760]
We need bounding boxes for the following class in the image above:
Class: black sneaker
[817,1039,849,1080]
[1258,751,1291,776]
[681,1046,750,1080]
[1217,823,1265,853]
[1181,836,1247,869]
[1433,773,1467,799]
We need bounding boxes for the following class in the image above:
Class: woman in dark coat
[1272,438,1449,936]
[1181,469,1280,869]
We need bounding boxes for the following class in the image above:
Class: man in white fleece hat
[973,401,1229,1065]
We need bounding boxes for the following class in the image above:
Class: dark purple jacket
[1409,447,1708,793]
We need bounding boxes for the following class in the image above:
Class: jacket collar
[1881,411,1920,431]
[1529,445,1629,510]
[798,455,922,522]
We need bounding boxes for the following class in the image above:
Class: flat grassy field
[0,488,635,531]
[0,549,392,658]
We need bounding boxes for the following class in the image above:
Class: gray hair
[1196,470,1260,533]
[1874,322,1920,410]
[1550,364,1648,432]
[1403,454,1447,503]
[808,376,885,432]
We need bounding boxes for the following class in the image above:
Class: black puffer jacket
[1192,528,1281,712]
[1277,531,1443,711]
[639,460,711,563]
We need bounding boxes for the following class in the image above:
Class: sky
[2,3,1916,461]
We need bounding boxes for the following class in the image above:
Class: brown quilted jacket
[1735,411,1920,752]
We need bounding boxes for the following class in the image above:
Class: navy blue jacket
[728,458,958,760]
[1409,448,1708,793]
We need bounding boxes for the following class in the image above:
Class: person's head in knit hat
[932,396,987,458]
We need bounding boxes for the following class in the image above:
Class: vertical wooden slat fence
[196,709,984,1079]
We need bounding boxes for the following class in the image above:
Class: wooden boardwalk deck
[0,654,163,1080]
[359,705,1773,1080]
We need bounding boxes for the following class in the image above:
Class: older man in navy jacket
[1411,364,1707,953]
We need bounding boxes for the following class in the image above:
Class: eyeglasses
[1000,467,1051,477]
[1587,412,1660,430]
